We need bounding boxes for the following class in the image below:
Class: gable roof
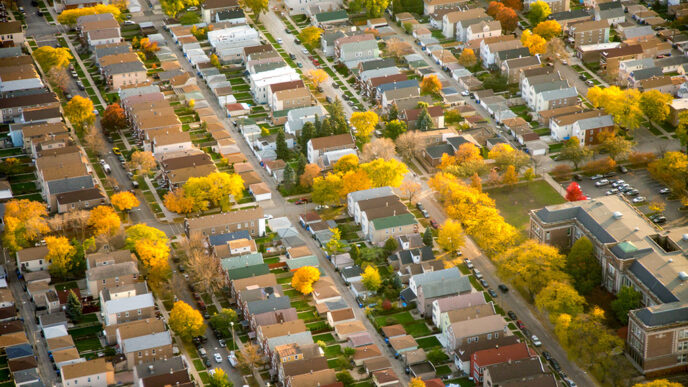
[371,213,417,230]
[309,133,355,150]
[473,342,535,366]
[62,358,113,380]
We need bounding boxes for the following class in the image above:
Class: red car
[295,198,309,205]
[516,320,526,330]
[430,219,439,229]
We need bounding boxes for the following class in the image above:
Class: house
[104,317,165,346]
[405,267,460,306]
[272,343,323,379]
[271,87,311,111]
[133,357,191,387]
[594,1,625,26]
[622,25,655,42]
[359,197,408,234]
[0,91,59,123]
[16,246,48,273]
[0,64,43,94]
[334,34,380,69]
[441,8,487,39]
[158,151,217,188]
[471,342,537,383]
[533,86,578,112]
[550,9,592,28]
[368,213,418,244]
[249,66,300,104]
[55,188,107,213]
[347,331,374,348]
[202,0,239,23]
[372,368,400,386]
[466,20,501,43]
[281,356,329,381]
[251,308,298,332]
[85,25,122,47]
[0,21,24,46]
[568,20,610,48]
[600,44,644,78]
[483,357,554,387]
[327,308,356,326]
[321,31,347,57]
[526,0,568,13]
[401,105,445,130]
[86,261,139,297]
[445,314,509,350]
[571,114,615,145]
[340,266,363,284]
[151,130,193,156]
[424,0,465,15]
[440,304,496,342]
[389,335,419,357]
[286,368,336,387]
[381,86,421,110]
[432,292,486,328]
[100,283,155,326]
[670,98,688,126]
[416,274,472,317]
[185,207,265,237]
[480,39,523,67]
[501,56,541,84]
[453,335,520,373]
[335,321,367,341]
[61,358,114,387]
[549,109,605,141]
[306,133,356,166]
[103,60,147,90]
[256,320,307,350]
[121,331,173,366]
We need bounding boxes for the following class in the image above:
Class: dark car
[507,311,517,320]
[498,284,509,293]
[479,279,489,288]
[488,289,498,298]
[295,198,308,205]
[36,10,42,16]
[604,171,617,177]
[578,74,587,81]
[550,359,561,372]
[651,215,667,224]
[573,174,583,181]
[416,202,425,211]
[542,351,552,361]
[204,358,212,367]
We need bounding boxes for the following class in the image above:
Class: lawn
[75,337,103,353]
[313,333,336,345]
[198,372,211,384]
[323,344,341,358]
[435,364,452,376]
[486,180,565,234]
[374,311,431,337]
[69,324,102,337]
[193,359,205,371]
[416,336,441,350]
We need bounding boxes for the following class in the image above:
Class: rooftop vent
[680,272,688,281]
[613,211,623,220]
[683,234,688,241]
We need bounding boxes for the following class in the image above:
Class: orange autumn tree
[420,75,442,96]
[292,266,321,295]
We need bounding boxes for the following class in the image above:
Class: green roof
[285,256,319,270]
[226,263,270,280]
[221,253,264,271]
[271,108,291,118]
[372,213,417,230]
[314,10,349,23]
[617,241,638,254]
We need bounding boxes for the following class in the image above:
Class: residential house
[501,56,541,83]
[432,292,487,328]
[401,105,445,130]
[256,320,307,350]
[272,342,323,378]
[416,275,472,317]
[622,26,655,42]
[445,314,509,350]
[533,86,578,112]
[321,31,346,57]
[151,130,193,156]
[471,342,537,383]
[16,247,48,273]
[441,304,497,343]
[202,0,239,23]
[85,260,139,297]
[132,357,191,387]
[381,86,421,110]
[482,357,554,387]
[285,368,336,387]
[600,44,644,78]
[670,98,688,126]
[0,64,43,94]
[327,308,356,327]
[120,331,173,366]
[61,358,114,387]
[568,20,610,48]
[550,9,592,28]
[0,21,24,46]
[571,114,615,144]
[334,321,367,341]
[480,39,523,67]
[306,133,356,166]
[389,335,419,357]
[104,318,165,346]
[55,188,107,213]
[100,283,155,326]
[334,34,379,69]
[453,335,521,373]
[271,88,311,111]
[526,0,568,13]
[367,213,418,244]
[549,109,607,141]
[103,60,147,90]
[312,10,349,27]
[251,308,298,333]
[466,20,501,43]
[185,207,265,237]
[372,369,400,386]
[284,105,327,136]
[0,91,59,123]
[594,1,625,25]
[441,8,487,39]
[424,0,466,15]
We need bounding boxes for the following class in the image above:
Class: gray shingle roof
[341,266,363,279]
[104,61,146,75]
[359,58,396,72]
[246,296,291,316]
[425,143,454,159]
[633,301,688,327]
[533,207,616,243]
[539,87,577,100]
[420,276,471,298]
[629,261,679,303]
[550,9,590,21]
[123,331,172,353]
[631,67,663,81]
[575,114,614,130]
[624,26,654,39]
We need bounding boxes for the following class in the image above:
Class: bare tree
[239,343,265,371]
[47,67,70,93]
[180,234,206,258]
[47,213,68,235]
[385,39,413,58]
[186,250,225,294]
[67,209,90,240]
[83,125,107,156]
[399,180,422,204]
[395,131,424,161]
[546,38,568,59]
[129,151,157,174]
[361,137,397,162]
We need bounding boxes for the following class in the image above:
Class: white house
[101,290,155,326]
[285,0,340,15]
[61,358,113,387]
[249,67,300,104]
[284,105,328,136]
[465,20,501,43]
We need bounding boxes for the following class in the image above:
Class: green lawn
[75,337,103,353]
[193,358,205,371]
[486,180,565,234]
[313,333,336,345]
[374,311,431,337]
[416,336,441,350]
[69,324,102,337]
[323,344,341,358]
[435,364,452,376]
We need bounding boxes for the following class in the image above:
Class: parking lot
[566,169,686,225]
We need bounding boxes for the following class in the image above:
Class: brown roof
[186,207,264,231]
[389,335,418,351]
[282,356,329,378]
[116,318,166,340]
[373,368,400,384]
[328,308,355,323]
[640,75,673,89]
[570,19,609,32]
[142,370,193,387]
[0,321,22,336]
[259,320,307,339]
[56,187,105,205]
[288,245,313,258]
[36,152,87,181]
[160,153,213,170]
[244,44,274,56]
[309,133,355,150]
[0,92,58,110]
[8,356,37,373]
[369,73,408,88]
[473,342,535,366]
[445,304,496,324]
[273,87,310,102]
[232,273,277,292]
[288,368,337,387]
[0,306,17,321]
[203,0,239,9]
[363,203,409,221]
[62,358,113,380]
[51,348,80,364]
[153,130,191,146]
[336,34,376,46]
[363,356,392,372]
[405,105,444,121]
[537,105,584,120]
[269,79,305,93]
[16,246,48,263]
[552,109,606,126]
[602,44,643,58]
[444,8,486,23]
[0,331,28,348]
[335,321,367,336]
[353,344,382,361]
[381,324,406,338]
[0,21,22,34]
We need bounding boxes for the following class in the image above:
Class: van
[198,348,207,357]
[103,163,112,174]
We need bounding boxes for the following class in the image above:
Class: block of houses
[445,314,509,350]
[568,19,610,48]
[471,342,537,383]
[61,358,114,387]
[0,91,59,123]
[306,133,356,166]
[121,330,173,366]
[86,260,139,297]
[256,320,307,350]
[185,207,265,237]
[150,130,193,156]
[334,34,379,69]
[55,187,107,213]
[594,1,625,25]
[132,357,191,387]
[600,44,644,78]
[100,283,154,326]
[501,56,541,84]
[158,151,218,188]
[483,357,555,387]
[0,64,44,94]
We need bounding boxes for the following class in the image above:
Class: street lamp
[230,321,235,351]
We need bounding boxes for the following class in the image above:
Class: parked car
[549,359,561,372]
[632,196,646,203]
[421,209,430,218]
[479,279,489,288]
[605,189,619,195]
[295,198,308,205]
[213,353,223,363]
[564,378,577,387]
[464,259,473,269]
[112,147,122,155]
[594,179,609,187]
[416,202,425,211]
[498,284,509,293]
[590,174,603,180]
[531,335,542,347]
[507,311,517,320]
[659,187,671,194]
[473,269,483,280]
[542,351,552,362]
[618,165,628,173]
[516,320,525,330]
[573,174,583,181]
[488,289,498,298]
[430,219,439,229]
[650,215,666,224]
[227,351,238,367]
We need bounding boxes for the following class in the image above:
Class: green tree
[325,228,344,255]
[639,90,673,123]
[559,137,592,169]
[299,122,315,153]
[565,237,601,295]
[349,244,360,262]
[209,308,238,339]
[65,290,82,322]
[383,119,407,140]
[423,227,433,246]
[336,372,355,387]
[383,237,398,255]
[275,129,289,160]
[245,0,268,16]
[282,163,295,189]
[415,107,434,131]
[528,0,551,25]
[611,286,642,324]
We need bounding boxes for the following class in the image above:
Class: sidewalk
[143,175,177,221]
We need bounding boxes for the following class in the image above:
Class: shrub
[628,151,656,166]
[550,164,572,177]
[582,157,616,174]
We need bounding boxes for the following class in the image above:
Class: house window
[138,309,142,315]
[125,311,129,317]
[152,349,156,355]
[678,354,688,363]
[545,231,550,241]
[138,351,142,357]
[678,341,688,351]
[102,280,106,284]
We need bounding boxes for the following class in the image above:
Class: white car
[263,214,274,220]
[591,174,603,180]
[213,353,223,363]
[659,187,671,194]
[124,20,136,25]
[473,269,483,279]
[594,179,609,187]
[227,351,238,367]
[531,335,542,347]
[605,189,618,195]
[302,48,309,54]
[461,90,470,96]
[632,196,646,203]
[277,38,283,44]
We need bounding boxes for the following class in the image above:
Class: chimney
[170,368,173,374]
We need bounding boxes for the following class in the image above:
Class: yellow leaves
[46,236,76,278]
[129,150,156,173]
[520,29,547,55]
[534,281,586,323]
[57,4,122,25]
[2,199,49,251]
[169,300,205,340]
[634,380,684,387]
[587,86,643,131]
[299,26,324,49]
[420,75,442,96]
[340,169,372,197]
[292,266,320,295]
[409,377,426,387]
[350,111,380,142]
[32,46,73,72]
[111,191,140,212]
[134,239,170,272]
[359,158,408,188]
[163,188,197,214]
[125,224,167,250]
[437,219,465,252]
[361,265,382,291]
[457,48,477,67]
[306,69,329,88]
[182,172,245,212]
[639,89,673,123]
[533,20,562,40]
[488,143,529,171]
[333,154,359,174]
[210,54,221,69]
[501,165,518,187]
[88,205,121,236]
[325,228,344,255]
[528,0,551,24]
[311,172,343,205]
[300,163,322,188]
[64,95,95,133]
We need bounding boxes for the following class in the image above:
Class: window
[138,351,142,357]
[138,309,142,315]
[125,311,129,317]
[678,354,688,363]
[678,341,688,351]
[545,231,550,241]
[102,279,106,284]
[152,349,156,355]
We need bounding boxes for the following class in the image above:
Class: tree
[494,240,569,300]
[299,26,323,49]
[503,0,523,10]
[566,237,601,296]
[677,111,688,153]
[57,4,122,25]
[32,45,73,72]
[340,169,372,197]
[292,266,321,295]
[496,7,518,32]
[559,137,592,169]
[350,111,379,142]
[361,138,396,162]
[336,372,355,387]
[83,124,107,156]
[139,37,159,54]
[184,172,244,211]
[307,69,329,89]
[640,89,673,123]
[101,103,128,133]
[395,131,424,160]
[648,151,688,194]
[111,191,140,212]
[426,349,446,365]
[437,219,465,253]
[611,286,642,324]
[423,227,433,246]
[275,129,289,160]
[362,0,390,17]
[312,173,343,205]
[360,158,408,187]
[409,378,426,387]
[300,163,321,187]
[125,224,167,250]
[46,236,77,278]
[208,368,232,387]
[415,107,434,131]
[457,48,477,67]
[64,95,95,134]
[634,381,683,387]
[48,67,70,92]
[582,157,616,174]
[210,53,221,69]
[88,205,121,236]
[129,150,156,174]
[210,308,238,338]
[521,29,547,55]
[65,290,82,322]
[488,143,530,171]
[420,75,442,96]
[487,1,504,17]
[535,281,586,322]
[533,20,562,40]
[565,182,586,201]
[334,154,359,174]
[385,39,412,58]
[361,265,382,291]
[134,239,170,277]
[501,165,518,187]
[470,173,482,192]
[528,0,551,25]
[383,119,407,140]
[186,250,224,294]
[164,188,197,214]
[399,181,422,204]
[325,228,344,255]
[597,131,634,161]
[169,300,205,340]
[648,200,665,213]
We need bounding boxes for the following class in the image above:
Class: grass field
[313,333,336,344]
[416,336,441,350]
[75,337,102,353]
[486,180,565,234]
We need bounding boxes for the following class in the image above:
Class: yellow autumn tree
[292,266,321,295]
[88,206,121,235]
[134,239,170,274]
[111,191,140,212]
[64,95,95,134]
[360,158,408,187]
[350,111,379,142]
[183,172,244,211]
[57,4,122,25]
[163,188,198,214]
[361,265,382,292]
[169,301,205,340]
[437,219,465,252]
[32,46,73,72]
[46,236,76,278]
[420,75,442,96]
[340,169,372,198]
[125,224,168,250]
[521,29,547,55]
[299,26,323,49]
[1,199,49,252]
[307,69,329,89]
[458,48,477,67]
[409,378,426,387]
[533,20,562,40]
[333,154,359,174]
